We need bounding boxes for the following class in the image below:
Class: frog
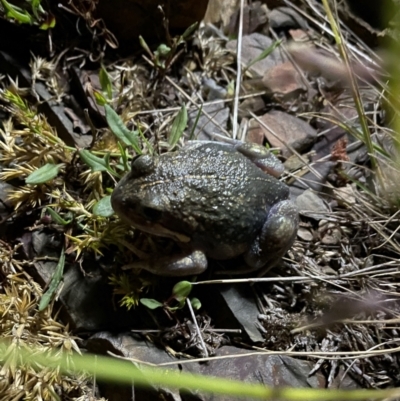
[111,140,299,276]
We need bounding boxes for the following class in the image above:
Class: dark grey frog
[111,141,299,276]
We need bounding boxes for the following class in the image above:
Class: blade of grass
[169,104,188,148]
[99,65,113,100]
[38,247,65,311]
[321,0,377,170]
[4,342,400,400]
[188,104,203,140]
[243,39,282,75]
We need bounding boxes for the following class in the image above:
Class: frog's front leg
[122,250,208,276]
[244,200,298,274]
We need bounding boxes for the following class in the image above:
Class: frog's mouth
[127,218,191,243]
[113,205,191,244]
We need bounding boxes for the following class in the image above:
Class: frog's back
[161,142,289,206]
[152,143,289,258]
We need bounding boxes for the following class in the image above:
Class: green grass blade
[38,247,65,311]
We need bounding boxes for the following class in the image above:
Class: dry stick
[232,0,245,139]
[248,111,376,202]
[193,259,400,286]
[292,317,400,333]
[350,201,400,254]
[142,55,238,137]
[134,92,269,116]
[268,29,313,97]
[130,329,241,334]
[373,209,400,250]
[284,0,389,102]
[248,111,329,186]
[186,298,209,358]
[286,0,380,64]
[322,0,376,171]
[164,75,231,137]
[113,341,400,368]
[141,53,231,138]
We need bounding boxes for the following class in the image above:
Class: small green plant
[78,148,121,177]
[0,273,88,399]
[0,84,133,259]
[0,0,55,29]
[139,22,198,74]
[141,280,201,312]
[104,104,141,153]
[109,272,151,310]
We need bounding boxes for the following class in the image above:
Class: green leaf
[93,196,114,217]
[104,104,136,147]
[31,0,41,9]
[93,90,107,106]
[25,163,64,184]
[244,39,282,72]
[31,0,44,19]
[45,207,71,225]
[179,22,199,43]
[168,104,187,148]
[155,43,171,57]
[1,0,33,24]
[226,80,235,97]
[39,14,56,30]
[172,280,192,300]
[79,149,108,172]
[190,297,202,310]
[99,65,112,100]
[123,129,141,154]
[139,35,153,58]
[38,247,65,311]
[154,44,171,68]
[140,298,163,310]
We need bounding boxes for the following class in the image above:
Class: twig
[187,298,209,358]
[232,0,245,139]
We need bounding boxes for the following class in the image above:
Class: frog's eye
[141,206,162,222]
[131,155,155,177]
[130,155,141,166]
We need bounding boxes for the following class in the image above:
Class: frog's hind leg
[244,200,299,276]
